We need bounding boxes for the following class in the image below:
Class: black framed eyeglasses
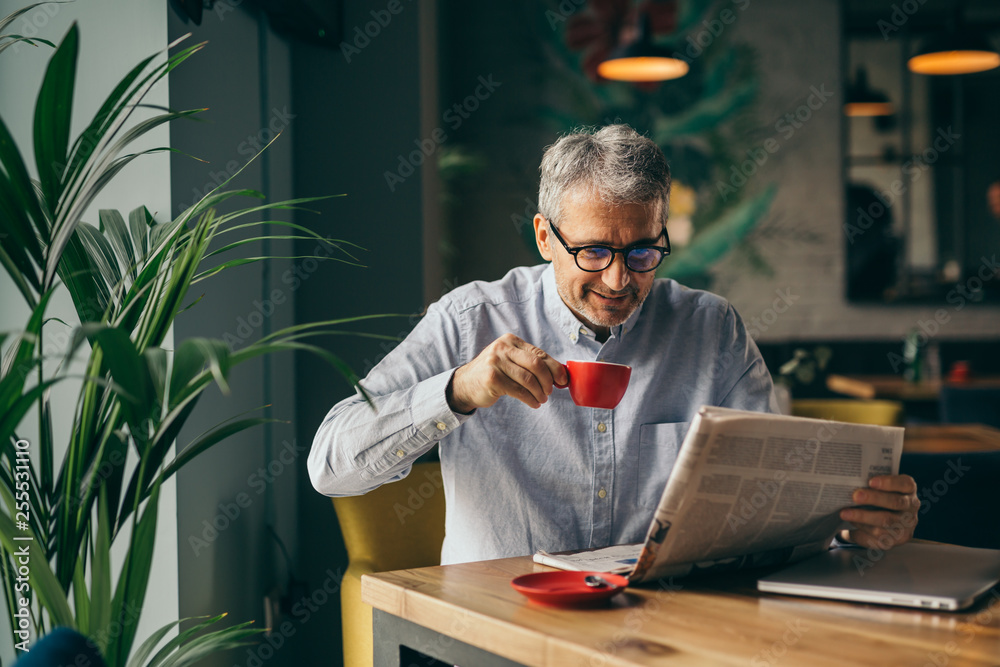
[547,220,670,273]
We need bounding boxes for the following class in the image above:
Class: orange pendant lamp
[597,10,688,82]
[908,10,999,75]
[843,67,894,117]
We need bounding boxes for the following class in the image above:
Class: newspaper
[533,406,904,583]
[534,544,642,575]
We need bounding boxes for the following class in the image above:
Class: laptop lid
[757,542,1000,611]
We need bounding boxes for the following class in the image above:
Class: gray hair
[538,124,671,227]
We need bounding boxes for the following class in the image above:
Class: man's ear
[534,214,553,261]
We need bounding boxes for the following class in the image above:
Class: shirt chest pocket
[635,422,690,511]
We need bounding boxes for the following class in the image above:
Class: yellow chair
[791,398,903,426]
[332,461,446,667]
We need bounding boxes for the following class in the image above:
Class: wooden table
[362,555,1000,666]
[904,424,1000,453]
[827,374,1000,401]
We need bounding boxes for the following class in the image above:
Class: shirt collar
[541,263,647,343]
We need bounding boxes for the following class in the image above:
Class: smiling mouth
[589,290,631,303]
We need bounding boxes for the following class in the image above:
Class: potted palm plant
[0,5,379,665]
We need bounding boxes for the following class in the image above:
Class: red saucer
[510,571,629,606]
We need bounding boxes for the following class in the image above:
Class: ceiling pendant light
[908,8,1000,75]
[843,67,894,117]
[597,10,688,83]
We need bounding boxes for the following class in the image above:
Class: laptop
[757,541,1000,611]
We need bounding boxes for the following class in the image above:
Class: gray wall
[168,5,299,666]
[438,0,553,285]
[291,1,431,663]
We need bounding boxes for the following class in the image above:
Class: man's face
[534,193,662,337]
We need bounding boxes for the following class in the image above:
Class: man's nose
[601,254,631,292]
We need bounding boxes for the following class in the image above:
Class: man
[309,125,918,564]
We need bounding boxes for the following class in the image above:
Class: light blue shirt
[308,264,777,564]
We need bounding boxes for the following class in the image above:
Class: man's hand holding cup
[447,334,568,413]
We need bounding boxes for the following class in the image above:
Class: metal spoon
[584,575,613,588]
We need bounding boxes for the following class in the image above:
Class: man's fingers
[843,528,893,550]
[499,357,548,406]
[489,366,544,408]
[527,346,568,386]
[841,507,916,530]
[460,334,565,410]
[507,343,564,393]
[840,501,918,552]
[852,488,918,512]
[869,474,917,494]
[842,521,914,550]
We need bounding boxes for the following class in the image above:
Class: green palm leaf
[32,22,76,215]
[107,477,161,667]
[129,613,255,667]
[652,80,758,140]
[155,621,260,667]
[88,488,113,649]
[660,184,776,280]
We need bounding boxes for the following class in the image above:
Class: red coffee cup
[554,360,631,409]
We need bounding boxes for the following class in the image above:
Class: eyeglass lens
[577,247,663,272]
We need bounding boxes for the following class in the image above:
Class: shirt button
[579,327,588,335]
[395,449,405,458]
[570,333,578,343]
[597,422,607,433]
[598,488,607,499]
[435,421,447,431]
